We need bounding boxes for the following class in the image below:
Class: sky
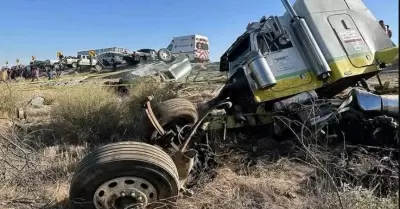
[0,0,398,65]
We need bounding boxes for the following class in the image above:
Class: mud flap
[170,149,198,189]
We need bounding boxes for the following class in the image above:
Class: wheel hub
[93,177,158,209]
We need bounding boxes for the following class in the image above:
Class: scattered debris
[121,53,193,84]
[16,107,26,120]
[40,76,88,87]
[29,96,45,108]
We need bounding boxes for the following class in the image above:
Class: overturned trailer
[68,0,398,208]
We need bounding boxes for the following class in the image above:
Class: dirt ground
[0,69,398,209]
[367,72,398,87]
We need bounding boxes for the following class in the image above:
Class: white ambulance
[166,34,210,63]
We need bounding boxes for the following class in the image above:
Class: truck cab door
[328,14,375,68]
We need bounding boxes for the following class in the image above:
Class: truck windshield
[228,35,250,68]
[256,32,292,54]
[167,44,173,51]
[138,49,151,53]
[196,42,209,50]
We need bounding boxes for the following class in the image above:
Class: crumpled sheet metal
[128,54,193,82]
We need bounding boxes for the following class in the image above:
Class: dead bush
[123,77,178,138]
[126,76,178,102]
[272,109,399,209]
[319,188,399,209]
[177,161,313,209]
[0,127,86,209]
[47,78,178,144]
[50,85,127,144]
[0,84,18,118]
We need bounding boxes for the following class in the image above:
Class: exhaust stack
[281,0,332,80]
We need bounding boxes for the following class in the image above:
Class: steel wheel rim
[93,176,158,209]
[160,50,170,59]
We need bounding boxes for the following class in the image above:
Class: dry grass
[323,190,398,209]
[177,159,314,209]
[0,84,19,119]
[0,77,398,209]
[49,86,128,144]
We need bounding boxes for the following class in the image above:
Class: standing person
[55,65,62,78]
[378,20,392,38]
[23,66,30,80]
[89,55,93,67]
[7,68,12,81]
[379,20,387,32]
[10,67,17,81]
[31,65,39,82]
[19,65,25,77]
[386,25,392,38]
[111,56,117,71]
[46,67,53,80]
[58,53,64,61]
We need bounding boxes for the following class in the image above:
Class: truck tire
[72,62,78,69]
[145,98,198,140]
[69,141,180,209]
[157,48,173,63]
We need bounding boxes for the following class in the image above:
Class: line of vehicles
[1,34,211,73]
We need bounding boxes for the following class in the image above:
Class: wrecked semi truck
[68,0,398,208]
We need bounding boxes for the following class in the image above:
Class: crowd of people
[379,20,392,38]
[0,63,61,83]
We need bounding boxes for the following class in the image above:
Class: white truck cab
[73,55,101,71]
[166,34,210,63]
[78,55,91,60]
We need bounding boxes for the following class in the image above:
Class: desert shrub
[127,76,177,102]
[320,188,399,209]
[49,78,178,144]
[122,76,178,138]
[0,85,18,118]
[50,85,127,144]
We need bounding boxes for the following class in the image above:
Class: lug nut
[121,192,126,197]
[131,192,136,197]
[137,196,143,202]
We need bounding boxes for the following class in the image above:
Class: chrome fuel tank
[381,95,398,117]
[351,89,399,117]
[245,50,277,90]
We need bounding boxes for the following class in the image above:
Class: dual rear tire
[69,98,198,209]
[69,142,180,209]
